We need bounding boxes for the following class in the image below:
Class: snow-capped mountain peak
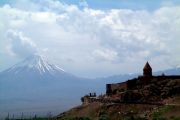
[6,54,65,74]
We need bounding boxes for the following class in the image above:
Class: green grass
[58,117,91,120]
[152,105,176,120]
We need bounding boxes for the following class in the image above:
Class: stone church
[106,62,180,95]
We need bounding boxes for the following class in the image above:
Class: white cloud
[6,30,37,57]
[92,49,119,62]
[0,0,180,77]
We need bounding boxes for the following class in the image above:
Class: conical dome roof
[143,62,152,70]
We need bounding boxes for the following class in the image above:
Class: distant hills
[95,66,180,84]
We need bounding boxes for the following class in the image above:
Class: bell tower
[143,62,152,77]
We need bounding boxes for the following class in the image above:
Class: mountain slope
[0,54,102,118]
[0,54,71,80]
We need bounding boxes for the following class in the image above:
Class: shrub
[99,114,109,120]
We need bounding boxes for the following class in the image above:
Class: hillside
[56,96,180,120]
[55,76,180,120]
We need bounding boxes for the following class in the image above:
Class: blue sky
[64,0,180,10]
[0,0,180,78]
[1,0,180,10]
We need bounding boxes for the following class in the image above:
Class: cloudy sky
[0,0,180,78]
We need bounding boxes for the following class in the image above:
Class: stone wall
[106,82,128,95]
[106,75,180,95]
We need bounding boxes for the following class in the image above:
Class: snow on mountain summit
[6,54,65,74]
